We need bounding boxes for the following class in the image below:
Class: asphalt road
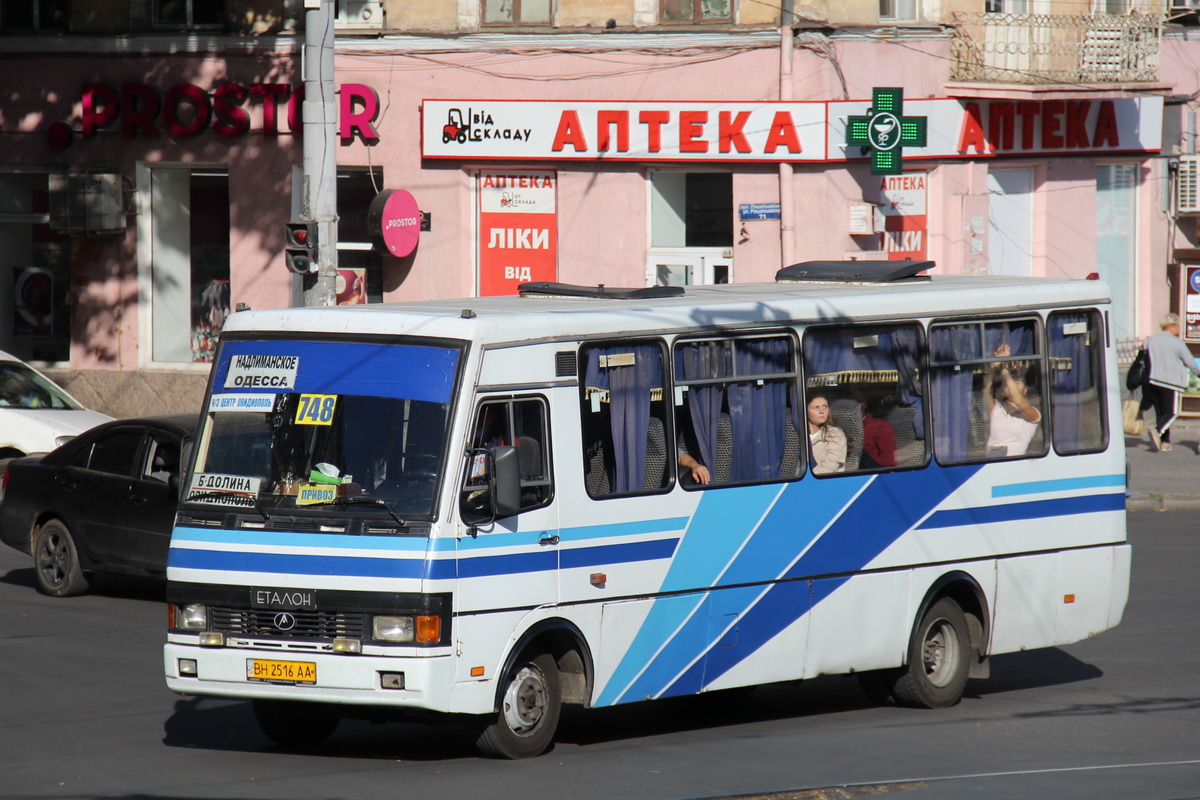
[1,511,1197,800]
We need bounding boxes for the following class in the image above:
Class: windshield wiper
[330,496,407,526]
[184,490,271,520]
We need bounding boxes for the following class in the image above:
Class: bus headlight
[373,615,415,642]
[175,604,208,630]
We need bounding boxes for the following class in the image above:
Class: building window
[336,170,384,304]
[482,0,551,25]
[150,170,230,364]
[880,0,916,22]
[1096,163,1138,346]
[153,0,224,28]
[0,0,69,31]
[985,0,1027,11]
[0,171,70,363]
[661,0,731,23]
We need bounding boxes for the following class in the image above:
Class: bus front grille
[210,607,369,640]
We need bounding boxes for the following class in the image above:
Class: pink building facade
[3,21,1198,415]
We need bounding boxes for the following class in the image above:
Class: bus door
[458,395,559,611]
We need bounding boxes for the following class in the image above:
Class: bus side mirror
[491,445,521,519]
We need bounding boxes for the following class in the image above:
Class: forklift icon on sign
[442,108,470,144]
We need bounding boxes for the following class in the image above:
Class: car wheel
[33,520,90,597]
[252,699,340,749]
[475,647,561,759]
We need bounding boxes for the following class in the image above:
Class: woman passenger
[807,393,847,474]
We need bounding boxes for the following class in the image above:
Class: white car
[0,351,112,458]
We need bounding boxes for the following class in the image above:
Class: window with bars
[0,0,69,31]
[482,0,551,25]
[879,0,915,22]
[152,0,224,28]
[661,0,731,24]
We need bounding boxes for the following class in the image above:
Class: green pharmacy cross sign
[846,88,927,175]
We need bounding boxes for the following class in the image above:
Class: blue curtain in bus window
[889,328,925,439]
[585,344,662,493]
[930,325,979,462]
[676,342,723,479]
[1048,313,1092,451]
[984,320,1037,357]
[727,338,789,481]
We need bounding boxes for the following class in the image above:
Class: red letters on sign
[74,81,380,143]
[956,99,1121,154]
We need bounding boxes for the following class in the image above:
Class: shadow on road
[0,564,163,602]
[159,646,1108,761]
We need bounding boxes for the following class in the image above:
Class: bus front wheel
[252,699,340,750]
[892,597,971,709]
[475,648,561,759]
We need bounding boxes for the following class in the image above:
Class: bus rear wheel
[252,699,340,750]
[475,648,561,759]
[892,597,971,709]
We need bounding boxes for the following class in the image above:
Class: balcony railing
[950,12,1162,85]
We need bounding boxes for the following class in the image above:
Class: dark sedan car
[0,413,197,596]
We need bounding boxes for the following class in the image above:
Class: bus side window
[673,334,801,487]
[1048,310,1107,455]
[461,397,552,520]
[802,323,927,474]
[580,342,669,498]
[929,318,1047,464]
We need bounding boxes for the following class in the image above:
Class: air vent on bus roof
[775,260,935,284]
[518,282,685,300]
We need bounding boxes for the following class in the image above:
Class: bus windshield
[184,338,462,520]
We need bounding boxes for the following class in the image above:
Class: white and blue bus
[163,261,1129,758]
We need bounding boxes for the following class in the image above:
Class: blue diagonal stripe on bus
[658,463,982,700]
[917,492,1125,530]
[598,478,868,706]
[168,547,427,579]
[991,473,1125,498]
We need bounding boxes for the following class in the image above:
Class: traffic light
[284,220,318,274]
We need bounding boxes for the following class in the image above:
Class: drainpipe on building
[302,0,339,307]
[779,21,795,268]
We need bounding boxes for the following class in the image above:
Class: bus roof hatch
[775,260,935,284]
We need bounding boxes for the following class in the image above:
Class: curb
[1126,495,1200,512]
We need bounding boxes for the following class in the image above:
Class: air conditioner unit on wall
[48,172,130,235]
[1176,156,1200,216]
[337,0,383,29]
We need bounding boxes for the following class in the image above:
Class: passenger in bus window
[678,448,711,485]
[806,393,846,474]
[984,344,1041,457]
[857,392,897,470]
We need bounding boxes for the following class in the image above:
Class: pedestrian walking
[1143,312,1200,452]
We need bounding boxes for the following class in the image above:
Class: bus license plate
[247,659,317,684]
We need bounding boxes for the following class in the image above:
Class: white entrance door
[648,171,733,286]
[647,248,731,286]
[987,168,1033,277]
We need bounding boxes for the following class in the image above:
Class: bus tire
[33,520,89,597]
[252,699,340,749]
[475,648,561,759]
[892,597,971,709]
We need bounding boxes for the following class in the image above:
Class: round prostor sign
[367,189,420,257]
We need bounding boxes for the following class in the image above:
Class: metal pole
[302,0,338,307]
